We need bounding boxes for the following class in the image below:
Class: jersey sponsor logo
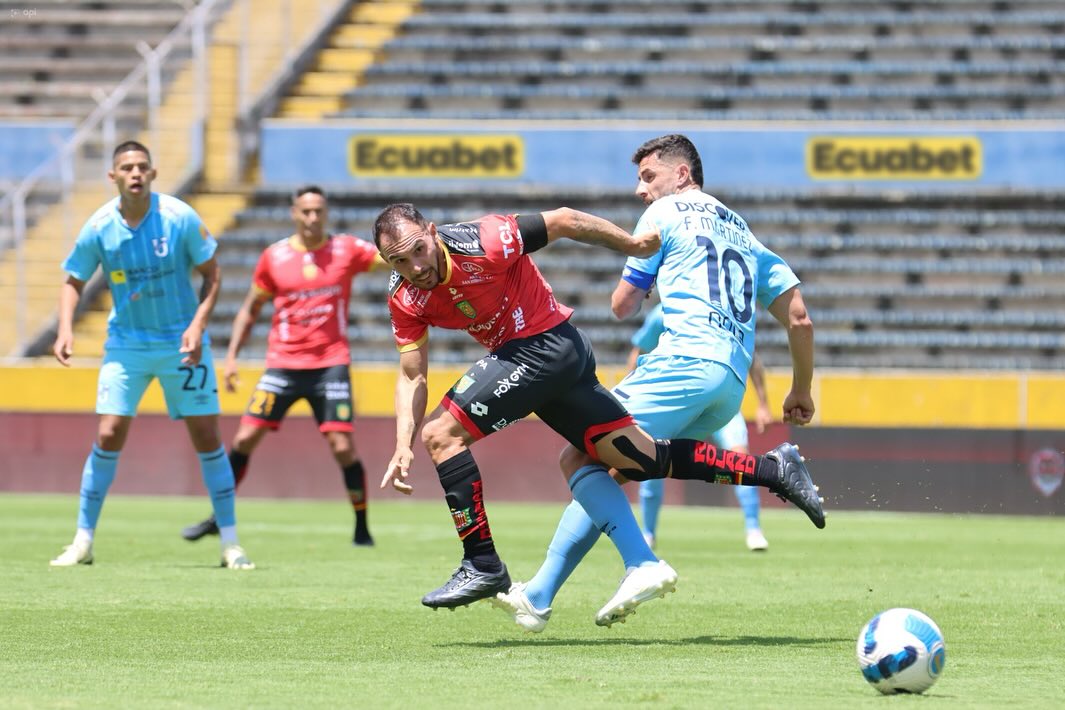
[491,418,511,432]
[109,269,127,284]
[470,401,489,416]
[493,362,530,398]
[511,306,526,332]
[349,134,524,178]
[460,261,484,274]
[456,300,476,319]
[401,286,431,311]
[806,136,982,180]
[468,314,499,334]
[440,225,487,256]
[498,222,518,259]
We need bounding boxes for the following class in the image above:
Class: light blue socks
[638,478,665,537]
[199,446,236,528]
[525,500,600,610]
[76,444,119,531]
[735,484,761,530]
[524,465,656,609]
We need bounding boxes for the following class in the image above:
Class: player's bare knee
[420,415,462,459]
[559,443,593,480]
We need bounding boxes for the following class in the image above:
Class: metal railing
[0,0,226,354]
[0,0,351,356]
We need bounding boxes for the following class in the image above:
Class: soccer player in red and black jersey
[373,203,825,614]
[182,186,388,546]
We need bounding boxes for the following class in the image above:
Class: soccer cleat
[181,514,219,541]
[746,528,769,552]
[353,524,375,547]
[49,540,93,567]
[643,531,656,550]
[595,560,678,627]
[765,442,826,529]
[490,582,552,633]
[221,544,255,570]
[421,559,511,609]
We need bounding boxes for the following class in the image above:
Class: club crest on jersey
[336,403,351,422]
[152,236,169,258]
[110,269,126,284]
[456,300,476,319]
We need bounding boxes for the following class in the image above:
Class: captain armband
[515,214,549,254]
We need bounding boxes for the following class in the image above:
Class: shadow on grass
[443,635,849,649]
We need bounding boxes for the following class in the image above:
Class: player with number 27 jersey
[622,191,798,387]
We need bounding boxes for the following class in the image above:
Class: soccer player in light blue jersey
[49,141,254,570]
[492,134,818,632]
[627,303,775,552]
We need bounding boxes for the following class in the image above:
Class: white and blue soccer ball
[856,608,946,694]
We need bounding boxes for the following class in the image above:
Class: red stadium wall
[0,412,684,506]
[3,412,1062,515]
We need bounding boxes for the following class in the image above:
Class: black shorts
[442,320,633,455]
[242,364,354,433]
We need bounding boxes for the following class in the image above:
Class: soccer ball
[856,608,946,694]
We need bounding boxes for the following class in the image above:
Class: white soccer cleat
[490,582,552,633]
[746,529,769,552]
[642,531,656,550]
[221,544,255,570]
[50,539,93,567]
[595,560,678,627]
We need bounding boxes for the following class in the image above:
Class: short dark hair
[112,140,152,164]
[293,184,325,202]
[631,134,703,187]
[373,203,428,249]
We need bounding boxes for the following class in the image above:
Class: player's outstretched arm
[768,286,815,425]
[540,207,660,257]
[53,276,85,367]
[383,344,430,495]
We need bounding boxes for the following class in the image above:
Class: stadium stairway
[277,0,420,119]
[3,0,355,358]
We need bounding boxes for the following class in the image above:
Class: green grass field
[2,493,1061,709]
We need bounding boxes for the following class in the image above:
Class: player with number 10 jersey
[623,193,798,392]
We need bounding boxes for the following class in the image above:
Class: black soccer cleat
[421,559,512,609]
[181,514,219,541]
[766,442,826,529]
[353,530,375,547]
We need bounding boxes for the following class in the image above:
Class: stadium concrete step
[278,0,417,119]
[186,193,249,238]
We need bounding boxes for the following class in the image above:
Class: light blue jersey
[622,190,799,384]
[62,192,216,349]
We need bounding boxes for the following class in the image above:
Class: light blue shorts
[711,410,749,451]
[614,354,745,442]
[97,346,220,419]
